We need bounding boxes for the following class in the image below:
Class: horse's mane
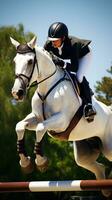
[35,46,52,61]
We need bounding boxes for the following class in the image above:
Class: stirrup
[83,103,96,123]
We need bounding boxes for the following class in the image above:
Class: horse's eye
[28,59,33,65]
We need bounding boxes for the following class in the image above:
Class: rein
[29,66,57,88]
[38,71,69,101]
[36,67,57,85]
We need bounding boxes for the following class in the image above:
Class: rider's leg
[76,49,96,121]
[80,77,96,120]
[67,71,96,121]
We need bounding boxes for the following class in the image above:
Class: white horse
[10,36,112,197]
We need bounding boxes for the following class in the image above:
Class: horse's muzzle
[12,89,25,101]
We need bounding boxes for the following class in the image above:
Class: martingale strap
[38,72,69,102]
[38,72,70,119]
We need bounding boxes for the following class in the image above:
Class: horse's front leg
[35,112,70,142]
[16,112,38,173]
[35,112,69,168]
[33,120,50,172]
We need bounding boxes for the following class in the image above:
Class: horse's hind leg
[73,140,112,197]
[101,116,112,180]
[73,140,105,180]
[16,112,38,173]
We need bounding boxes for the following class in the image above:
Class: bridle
[15,44,57,89]
[15,54,37,89]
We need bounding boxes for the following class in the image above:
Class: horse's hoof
[20,157,34,174]
[21,161,34,174]
[35,155,49,172]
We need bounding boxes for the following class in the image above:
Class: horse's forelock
[17,44,35,54]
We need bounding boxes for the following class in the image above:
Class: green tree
[95,66,112,105]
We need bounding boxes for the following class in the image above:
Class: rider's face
[52,38,63,48]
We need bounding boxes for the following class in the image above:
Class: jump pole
[0,179,112,193]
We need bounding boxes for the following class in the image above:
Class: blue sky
[0,0,112,91]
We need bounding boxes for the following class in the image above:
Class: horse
[10,36,112,197]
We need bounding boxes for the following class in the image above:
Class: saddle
[67,71,80,95]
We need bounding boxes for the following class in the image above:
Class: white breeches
[76,47,92,83]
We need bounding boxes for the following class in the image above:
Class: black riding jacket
[44,36,91,72]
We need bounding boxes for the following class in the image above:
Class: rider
[44,22,96,122]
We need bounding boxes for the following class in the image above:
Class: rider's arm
[44,41,65,67]
[44,40,71,69]
[51,52,72,70]
[49,52,65,67]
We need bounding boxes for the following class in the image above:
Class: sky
[0,0,112,91]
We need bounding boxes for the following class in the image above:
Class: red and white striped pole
[0,179,112,192]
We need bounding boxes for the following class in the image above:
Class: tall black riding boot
[80,77,96,122]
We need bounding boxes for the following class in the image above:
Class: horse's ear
[10,37,20,48]
[27,36,37,49]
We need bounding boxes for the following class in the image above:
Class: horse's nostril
[17,89,24,97]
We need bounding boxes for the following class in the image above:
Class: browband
[17,44,35,54]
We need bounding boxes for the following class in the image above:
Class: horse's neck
[34,46,63,95]
[37,66,63,95]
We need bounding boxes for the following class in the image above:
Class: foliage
[95,66,112,105]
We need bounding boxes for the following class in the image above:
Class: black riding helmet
[48,22,68,41]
